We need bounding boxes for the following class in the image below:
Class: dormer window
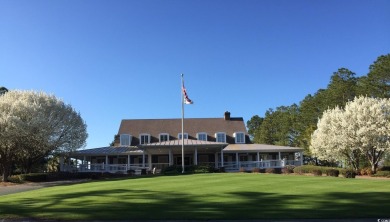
[178,133,188,139]
[159,133,169,142]
[140,134,150,144]
[197,132,207,141]
[215,132,226,143]
[120,134,132,146]
[234,132,245,144]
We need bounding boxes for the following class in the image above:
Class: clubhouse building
[62,112,303,173]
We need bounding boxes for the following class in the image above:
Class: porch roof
[71,146,143,156]
[140,139,227,148]
[223,144,303,153]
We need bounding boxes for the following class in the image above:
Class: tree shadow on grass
[0,188,389,220]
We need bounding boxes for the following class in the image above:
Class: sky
[1,0,389,149]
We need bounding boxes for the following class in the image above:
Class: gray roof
[72,146,143,156]
[223,144,303,153]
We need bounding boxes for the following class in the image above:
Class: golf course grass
[0,173,389,220]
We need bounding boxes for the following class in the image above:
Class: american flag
[182,82,193,104]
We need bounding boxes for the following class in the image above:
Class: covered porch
[61,141,303,174]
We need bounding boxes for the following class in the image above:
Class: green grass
[0,173,389,220]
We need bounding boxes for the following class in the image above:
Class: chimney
[224,111,231,120]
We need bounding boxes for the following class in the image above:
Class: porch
[62,142,303,174]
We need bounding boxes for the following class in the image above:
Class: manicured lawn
[0,173,389,220]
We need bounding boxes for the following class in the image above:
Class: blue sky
[1,0,389,149]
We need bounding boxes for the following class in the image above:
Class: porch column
[148,153,152,169]
[142,151,146,168]
[257,152,260,168]
[105,155,109,171]
[278,152,281,160]
[194,148,198,165]
[220,149,224,167]
[236,152,239,169]
[215,153,219,168]
[83,156,86,165]
[169,149,173,166]
[127,154,131,169]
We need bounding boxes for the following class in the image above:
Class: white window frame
[159,133,170,142]
[139,134,150,145]
[215,132,226,143]
[234,132,245,144]
[197,132,208,141]
[120,134,132,146]
[178,133,188,139]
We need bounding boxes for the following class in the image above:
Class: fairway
[0,173,389,220]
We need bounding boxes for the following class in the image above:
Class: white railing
[220,160,302,171]
[63,160,302,173]
[63,163,149,174]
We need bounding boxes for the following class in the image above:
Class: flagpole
[181,74,185,174]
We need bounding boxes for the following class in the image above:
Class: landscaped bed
[0,173,389,220]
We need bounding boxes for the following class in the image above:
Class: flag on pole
[182,81,193,104]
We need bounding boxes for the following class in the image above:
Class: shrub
[312,169,322,176]
[359,167,373,176]
[265,168,275,174]
[239,167,246,173]
[378,166,390,171]
[342,169,356,178]
[193,165,214,174]
[162,165,181,175]
[282,165,295,174]
[373,170,390,178]
[7,175,25,183]
[325,169,339,177]
[24,173,48,182]
[293,165,322,174]
[252,168,260,173]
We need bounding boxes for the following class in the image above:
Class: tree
[246,115,263,139]
[326,68,357,108]
[0,90,88,181]
[310,96,390,173]
[253,104,300,146]
[0,87,8,95]
[358,54,390,98]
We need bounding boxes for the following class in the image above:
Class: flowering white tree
[0,90,87,181]
[310,96,390,173]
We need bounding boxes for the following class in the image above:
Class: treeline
[247,53,390,156]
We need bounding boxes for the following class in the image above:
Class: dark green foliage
[378,166,390,171]
[162,165,216,175]
[325,169,339,177]
[342,169,357,178]
[373,171,390,178]
[312,169,322,176]
[281,165,295,174]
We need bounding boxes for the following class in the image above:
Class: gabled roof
[118,117,248,145]
[223,144,303,153]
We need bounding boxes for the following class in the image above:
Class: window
[120,134,132,146]
[215,132,226,143]
[140,134,150,144]
[159,133,169,142]
[234,132,245,144]
[197,132,207,141]
[178,133,188,139]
